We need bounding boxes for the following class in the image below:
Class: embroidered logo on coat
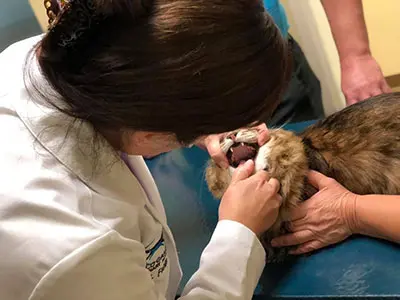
[145,234,168,279]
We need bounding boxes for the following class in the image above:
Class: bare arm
[320,0,391,104]
[321,0,370,62]
[271,171,400,255]
[352,195,400,243]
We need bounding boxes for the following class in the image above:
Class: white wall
[363,0,400,78]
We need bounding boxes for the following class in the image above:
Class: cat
[205,92,400,262]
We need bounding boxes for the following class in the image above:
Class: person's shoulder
[0,34,44,99]
[0,34,43,60]
[0,35,43,73]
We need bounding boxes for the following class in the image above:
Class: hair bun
[46,0,103,49]
[45,0,69,26]
[95,0,153,15]
[45,0,153,53]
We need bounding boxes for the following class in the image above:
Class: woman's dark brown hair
[28,0,291,145]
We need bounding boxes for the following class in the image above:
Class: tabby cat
[205,92,400,262]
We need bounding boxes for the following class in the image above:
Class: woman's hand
[219,160,282,236]
[271,170,358,255]
[200,123,269,169]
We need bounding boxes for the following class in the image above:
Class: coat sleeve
[32,220,265,300]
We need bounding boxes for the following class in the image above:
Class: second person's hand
[271,170,357,254]
[219,160,282,237]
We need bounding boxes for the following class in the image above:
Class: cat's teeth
[221,139,234,153]
[230,148,233,152]
[241,142,244,146]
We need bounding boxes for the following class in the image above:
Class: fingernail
[270,240,278,247]
[221,162,229,169]
[244,159,254,168]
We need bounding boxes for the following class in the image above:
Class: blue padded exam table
[145,121,400,299]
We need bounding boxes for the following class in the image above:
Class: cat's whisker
[221,139,234,153]
[269,121,289,131]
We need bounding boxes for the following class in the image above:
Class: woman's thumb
[307,170,332,189]
[231,160,255,183]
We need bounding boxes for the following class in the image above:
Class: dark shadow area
[258,256,300,296]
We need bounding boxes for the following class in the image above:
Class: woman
[0,1,290,300]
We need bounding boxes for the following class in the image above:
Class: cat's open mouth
[227,142,260,168]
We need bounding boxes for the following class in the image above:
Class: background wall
[281,0,400,115]
[29,0,48,32]
[0,0,41,51]
[363,0,400,91]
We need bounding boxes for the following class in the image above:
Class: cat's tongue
[227,143,258,168]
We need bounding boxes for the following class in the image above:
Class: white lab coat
[0,36,266,300]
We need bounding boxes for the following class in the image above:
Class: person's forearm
[321,0,371,62]
[351,195,400,243]
[181,220,265,300]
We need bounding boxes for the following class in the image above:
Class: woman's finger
[307,170,333,190]
[289,240,322,255]
[266,178,280,195]
[271,229,314,247]
[258,130,269,146]
[256,123,269,145]
[256,123,268,131]
[230,160,255,184]
[205,134,229,169]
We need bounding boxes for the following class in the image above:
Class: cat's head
[205,128,309,262]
